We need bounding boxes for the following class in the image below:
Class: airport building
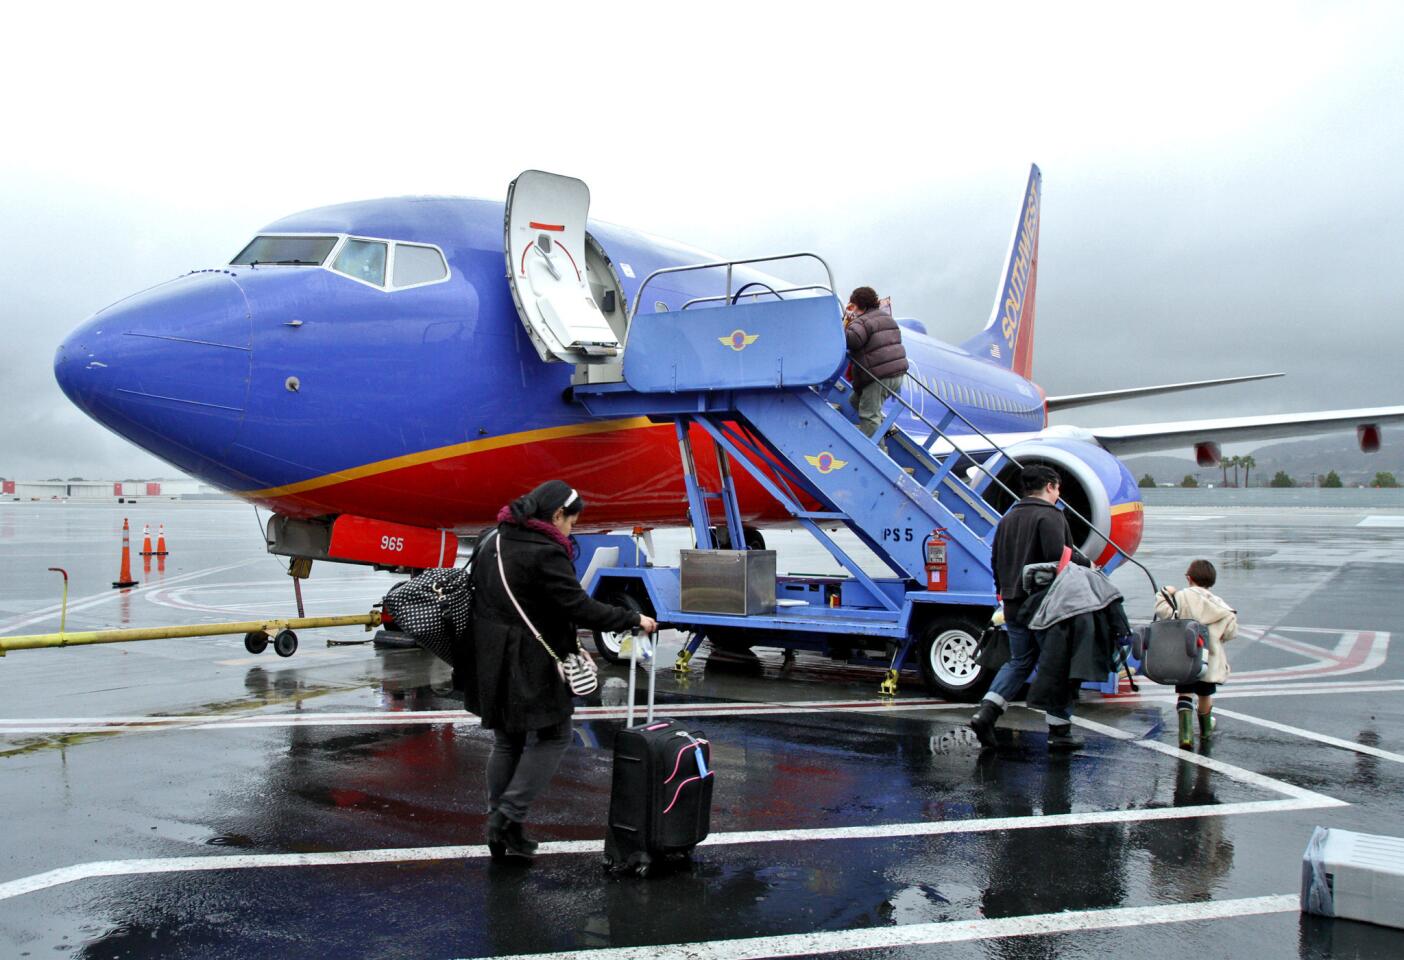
[2,478,224,500]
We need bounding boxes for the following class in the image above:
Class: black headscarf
[507,479,584,524]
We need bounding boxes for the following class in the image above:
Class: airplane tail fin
[961,164,1041,379]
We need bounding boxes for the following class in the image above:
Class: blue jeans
[982,619,1072,724]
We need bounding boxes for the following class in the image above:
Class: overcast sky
[2,1,1401,478]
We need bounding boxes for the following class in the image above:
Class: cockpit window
[231,235,337,266]
[332,239,388,286]
[392,243,448,287]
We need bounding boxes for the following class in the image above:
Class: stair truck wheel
[705,628,755,657]
[592,592,642,664]
[709,526,766,550]
[917,615,993,702]
[273,629,299,658]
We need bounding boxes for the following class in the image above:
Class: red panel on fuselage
[246,422,804,533]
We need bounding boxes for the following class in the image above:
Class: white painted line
[5,683,1404,735]
[0,698,971,735]
[1107,681,1404,705]
[1357,515,1404,527]
[459,894,1301,960]
[1069,714,1345,806]
[1212,708,1404,764]
[0,799,1331,904]
[0,701,1347,902]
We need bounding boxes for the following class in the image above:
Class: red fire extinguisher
[925,528,948,592]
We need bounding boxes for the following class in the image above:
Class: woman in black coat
[467,479,657,860]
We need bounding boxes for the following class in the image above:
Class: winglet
[961,165,1041,379]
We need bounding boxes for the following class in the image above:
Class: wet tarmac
[1,500,1402,958]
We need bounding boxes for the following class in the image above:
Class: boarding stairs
[568,255,1041,689]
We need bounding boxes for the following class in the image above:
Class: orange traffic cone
[112,518,138,589]
[154,523,168,557]
[140,523,154,557]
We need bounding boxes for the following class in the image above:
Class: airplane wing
[1044,373,1284,412]
[1072,406,1404,456]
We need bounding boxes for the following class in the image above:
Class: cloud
[2,3,1401,477]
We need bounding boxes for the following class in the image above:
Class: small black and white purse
[496,537,599,697]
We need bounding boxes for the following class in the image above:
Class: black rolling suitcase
[603,632,713,876]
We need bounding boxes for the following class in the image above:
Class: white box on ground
[1301,826,1404,929]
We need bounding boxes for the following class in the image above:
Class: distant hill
[1122,427,1403,487]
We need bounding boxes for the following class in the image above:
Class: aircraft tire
[592,593,642,664]
[273,629,298,658]
[917,615,993,702]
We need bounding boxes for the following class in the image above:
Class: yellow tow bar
[0,611,383,657]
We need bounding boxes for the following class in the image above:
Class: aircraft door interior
[504,170,622,365]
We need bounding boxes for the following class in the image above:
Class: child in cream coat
[1154,558,1238,749]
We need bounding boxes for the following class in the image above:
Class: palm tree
[1220,457,1230,487]
[1241,454,1256,488]
[1229,455,1242,487]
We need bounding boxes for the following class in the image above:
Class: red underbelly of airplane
[243,420,805,533]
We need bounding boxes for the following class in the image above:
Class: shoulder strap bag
[496,536,599,697]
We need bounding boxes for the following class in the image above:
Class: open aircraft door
[505,170,620,364]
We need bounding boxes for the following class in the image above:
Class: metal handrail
[680,283,834,310]
[848,355,1159,594]
[628,253,839,323]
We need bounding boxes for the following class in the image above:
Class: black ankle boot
[486,810,509,860]
[969,701,1003,748]
[1047,724,1084,752]
[508,819,539,853]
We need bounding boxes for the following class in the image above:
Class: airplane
[52,166,1404,659]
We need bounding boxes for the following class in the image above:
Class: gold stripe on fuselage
[242,417,657,499]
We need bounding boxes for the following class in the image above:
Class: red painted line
[529,221,565,232]
[1237,631,1377,681]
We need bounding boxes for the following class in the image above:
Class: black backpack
[1132,589,1208,686]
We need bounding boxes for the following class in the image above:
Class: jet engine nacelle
[981,438,1144,570]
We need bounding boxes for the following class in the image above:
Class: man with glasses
[970,464,1088,752]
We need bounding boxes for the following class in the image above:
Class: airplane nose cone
[55,270,253,473]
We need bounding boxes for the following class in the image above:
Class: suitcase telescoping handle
[624,626,659,727]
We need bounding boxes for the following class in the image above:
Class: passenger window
[333,239,388,286]
[393,244,448,287]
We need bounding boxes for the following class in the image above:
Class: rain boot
[1199,710,1215,740]
[968,700,1003,749]
[1177,709,1194,749]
